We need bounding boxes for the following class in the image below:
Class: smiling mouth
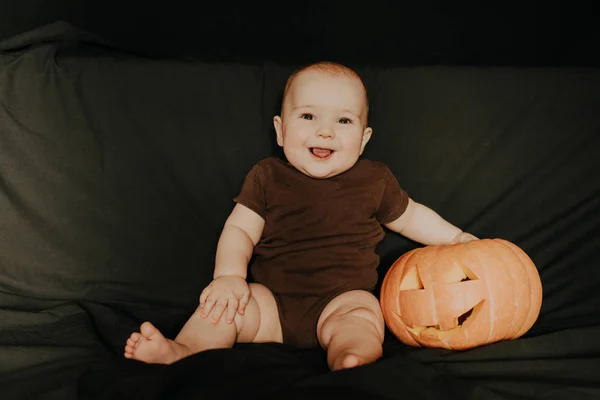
[310,147,334,159]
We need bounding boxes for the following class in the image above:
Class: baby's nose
[317,124,334,138]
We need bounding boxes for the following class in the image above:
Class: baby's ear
[274,116,284,147]
[360,127,373,154]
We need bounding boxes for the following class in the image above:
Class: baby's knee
[237,283,282,343]
[319,294,385,342]
[337,305,384,335]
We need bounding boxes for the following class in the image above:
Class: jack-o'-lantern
[380,238,542,350]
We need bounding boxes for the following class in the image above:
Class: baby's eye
[338,117,353,124]
[300,113,314,120]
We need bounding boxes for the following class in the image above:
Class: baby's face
[274,69,372,179]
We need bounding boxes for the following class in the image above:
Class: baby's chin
[285,151,356,179]
[297,164,346,180]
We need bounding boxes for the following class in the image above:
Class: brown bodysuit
[234,157,408,348]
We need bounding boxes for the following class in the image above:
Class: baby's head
[274,62,372,179]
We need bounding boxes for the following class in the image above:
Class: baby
[124,61,478,371]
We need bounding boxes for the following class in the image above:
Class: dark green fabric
[0,27,270,306]
[1,23,600,399]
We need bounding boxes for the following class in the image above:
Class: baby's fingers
[226,298,239,324]
[200,296,215,318]
[200,290,219,318]
[238,293,250,316]
[199,284,214,307]
[210,298,228,325]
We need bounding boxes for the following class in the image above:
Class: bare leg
[317,290,385,371]
[124,283,282,364]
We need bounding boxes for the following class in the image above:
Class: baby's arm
[199,204,264,324]
[385,198,477,245]
[213,203,264,278]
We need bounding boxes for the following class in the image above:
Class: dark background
[1,0,599,66]
[2,3,600,400]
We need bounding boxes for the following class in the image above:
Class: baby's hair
[281,61,370,117]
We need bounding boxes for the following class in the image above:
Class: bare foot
[327,340,382,371]
[124,322,191,364]
[336,352,363,370]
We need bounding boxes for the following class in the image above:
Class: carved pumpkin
[380,238,542,350]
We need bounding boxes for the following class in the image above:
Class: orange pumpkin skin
[380,239,542,350]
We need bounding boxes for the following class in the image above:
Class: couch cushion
[0,35,270,311]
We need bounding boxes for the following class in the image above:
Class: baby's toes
[127,337,139,347]
[130,332,142,342]
[124,344,135,357]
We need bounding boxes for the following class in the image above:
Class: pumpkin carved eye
[380,239,543,350]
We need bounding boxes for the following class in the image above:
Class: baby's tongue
[312,148,332,158]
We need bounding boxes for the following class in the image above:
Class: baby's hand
[199,275,250,325]
[452,231,479,244]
